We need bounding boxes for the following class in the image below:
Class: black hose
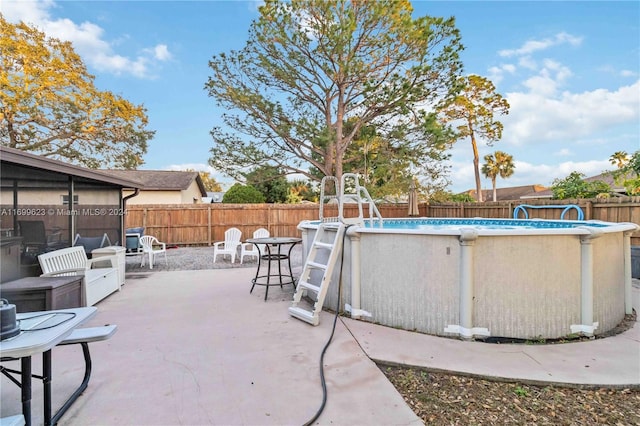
[302,224,351,426]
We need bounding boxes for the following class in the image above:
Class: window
[62,194,79,205]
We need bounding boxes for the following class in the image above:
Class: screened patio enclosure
[0,146,142,282]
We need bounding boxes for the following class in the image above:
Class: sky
[2,0,639,193]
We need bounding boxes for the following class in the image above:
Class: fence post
[208,205,212,246]
[585,201,592,221]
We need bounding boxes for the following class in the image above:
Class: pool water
[363,218,610,230]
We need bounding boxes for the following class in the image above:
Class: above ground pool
[298,217,638,340]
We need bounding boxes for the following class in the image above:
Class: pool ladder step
[296,280,321,293]
[306,261,327,270]
[289,222,346,326]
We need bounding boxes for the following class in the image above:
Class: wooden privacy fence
[124,197,640,246]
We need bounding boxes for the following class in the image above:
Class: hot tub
[297,218,638,340]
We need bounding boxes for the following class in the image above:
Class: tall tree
[0,17,153,168]
[222,183,265,203]
[205,0,462,184]
[341,116,452,199]
[245,165,289,203]
[609,151,629,169]
[440,75,509,201]
[481,150,514,202]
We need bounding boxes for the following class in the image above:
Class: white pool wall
[298,218,638,340]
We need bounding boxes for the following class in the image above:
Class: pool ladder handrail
[318,173,383,227]
[289,221,346,326]
[339,173,383,227]
[513,204,584,220]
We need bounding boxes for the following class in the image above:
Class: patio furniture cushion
[73,233,111,256]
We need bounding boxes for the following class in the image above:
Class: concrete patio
[1,261,638,425]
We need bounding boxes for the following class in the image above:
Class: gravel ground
[125,244,305,273]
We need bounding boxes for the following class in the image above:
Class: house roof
[104,170,207,196]
[462,171,631,201]
[463,184,549,201]
[0,146,142,188]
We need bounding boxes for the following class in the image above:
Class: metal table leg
[21,356,32,426]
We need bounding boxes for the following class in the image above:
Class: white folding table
[0,307,97,426]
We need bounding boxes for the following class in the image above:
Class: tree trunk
[470,131,483,202]
[492,177,497,202]
[333,83,346,183]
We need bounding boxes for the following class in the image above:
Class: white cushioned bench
[38,246,120,306]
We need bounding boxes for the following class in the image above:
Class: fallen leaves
[380,366,640,425]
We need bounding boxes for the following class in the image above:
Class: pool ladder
[288,221,346,325]
[289,174,380,325]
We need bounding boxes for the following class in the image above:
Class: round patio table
[246,236,301,301]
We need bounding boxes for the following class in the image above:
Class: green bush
[551,172,611,199]
[222,183,266,203]
[429,190,476,203]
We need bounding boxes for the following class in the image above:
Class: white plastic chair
[140,235,167,269]
[240,228,270,264]
[213,227,242,263]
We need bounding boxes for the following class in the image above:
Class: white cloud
[499,32,583,57]
[502,64,517,74]
[504,80,640,146]
[2,0,171,78]
[1,0,53,25]
[554,148,572,157]
[446,73,638,192]
[542,59,572,82]
[153,44,172,61]
[510,159,611,186]
[449,157,613,192]
[487,63,517,84]
[522,74,558,97]
[518,56,537,70]
[519,60,573,96]
[144,44,172,61]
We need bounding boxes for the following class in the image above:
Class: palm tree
[481,151,515,202]
[440,75,510,202]
[609,151,629,169]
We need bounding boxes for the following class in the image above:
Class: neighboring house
[462,184,549,201]
[461,171,633,201]
[203,191,225,203]
[105,170,207,204]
